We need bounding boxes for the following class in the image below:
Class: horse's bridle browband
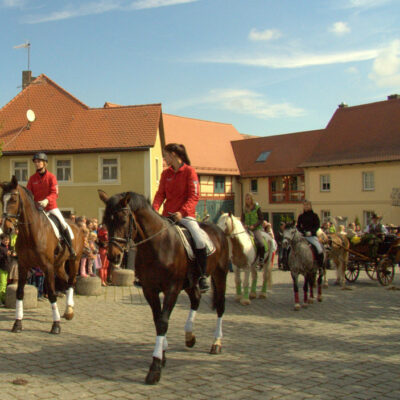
[2,190,24,226]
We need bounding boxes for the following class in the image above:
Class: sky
[1,0,400,136]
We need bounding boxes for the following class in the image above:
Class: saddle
[174,224,215,261]
[45,213,74,243]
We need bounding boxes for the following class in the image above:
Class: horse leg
[259,250,273,299]
[308,275,315,304]
[144,287,180,385]
[249,264,257,300]
[233,265,242,301]
[184,286,201,348]
[63,259,78,320]
[45,266,61,334]
[317,268,323,302]
[210,266,227,354]
[240,266,251,305]
[11,266,29,333]
[303,277,309,307]
[291,272,301,311]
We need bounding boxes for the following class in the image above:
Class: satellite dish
[26,109,36,123]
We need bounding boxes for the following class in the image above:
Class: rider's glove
[305,231,312,237]
[38,199,49,208]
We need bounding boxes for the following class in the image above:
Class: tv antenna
[14,41,31,70]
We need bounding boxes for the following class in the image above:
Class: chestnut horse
[98,190,229,385]
[0,176,84,334]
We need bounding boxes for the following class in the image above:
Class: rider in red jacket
[152,143,209,292]
[27,152,76,259]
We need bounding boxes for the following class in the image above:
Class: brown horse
[98,190,229,385]
[0,176,85,334]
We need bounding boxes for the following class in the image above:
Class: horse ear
[120,193,131,207]
[98,189,109,204]
[11,175,18,188]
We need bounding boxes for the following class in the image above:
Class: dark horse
[0,176,85,334]
[98,190,229,385]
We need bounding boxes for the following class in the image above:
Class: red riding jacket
[152,163,199,218]
[27,170,59,211]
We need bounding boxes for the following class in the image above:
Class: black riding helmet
[32,152,48,162]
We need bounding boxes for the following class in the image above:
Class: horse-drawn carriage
[344,234,400,286]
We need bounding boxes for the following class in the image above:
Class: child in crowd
[97,225,109,286]
[28,267,45,299]
[0,234,11,304]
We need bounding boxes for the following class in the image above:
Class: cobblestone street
[1,268,400,400]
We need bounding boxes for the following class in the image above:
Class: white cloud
[346,66,359,74]
[22,0,197,23]
[1,0,25,7]
[198,48,379,69]
[248,28,281,42]
[346,0,391,8]
[330,22,351,36]
[369,40,400,87]
[170,89,306,119]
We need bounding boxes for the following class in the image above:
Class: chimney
[338,102,348,108]
[387,94,400,100]
[22,70,35,89]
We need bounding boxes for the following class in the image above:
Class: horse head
[282,221,297,248]
[0,176,21,234]
[98,189,138,265]
[217,212,239,236]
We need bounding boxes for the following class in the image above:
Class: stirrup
[198,277,209,293]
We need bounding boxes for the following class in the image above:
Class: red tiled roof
[232,130,324,177]
[0,74,162,154]
[301,97,400,167]
[163,113,243,175]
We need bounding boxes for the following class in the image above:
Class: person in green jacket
[241,193,265,265]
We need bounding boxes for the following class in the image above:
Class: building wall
[305,161,400,226]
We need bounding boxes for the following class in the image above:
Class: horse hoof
[249,292,257,299]
[145,358,162,385]
[185,334,196,348]
[317,296,323,302]
[210,344,222,354]
[240,299,251,306]
[50,322,61,334]
[62,312,74,321]
[258,293,267,299]
[294,304,301,311]
[11,320,22,333]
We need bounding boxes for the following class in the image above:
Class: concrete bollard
[112,268,134,286]
[75,276,102,296]
[5,284,38,309]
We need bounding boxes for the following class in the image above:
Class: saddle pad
[174,225,215,261]
[45,212,74,241]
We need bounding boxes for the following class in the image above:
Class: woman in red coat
[152,143,209,292]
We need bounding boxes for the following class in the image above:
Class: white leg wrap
[214,317,223,339]
[51,302,61,322]
[153,336,165,360]
[184,309,197,332]
[16,299,23,320]
[66,288,74,307]
[163,337,168,351]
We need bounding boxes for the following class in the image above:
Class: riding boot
[257,246,265,268]
[194,247,209,293]
[63,228,76,260]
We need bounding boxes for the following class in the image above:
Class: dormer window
[256,151,270,162]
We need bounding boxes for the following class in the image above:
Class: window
[321,210,330,223]
[256,151,271,162]
[214,176,225,194]
[362,172,374,191]
[102,158,118,181]
[320,175,330,192]
[56,159,71,182]
[250,179,258,193]
[269,175,305,203]
[13,161,28,183]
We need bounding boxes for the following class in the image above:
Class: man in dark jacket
[0,233,11,304]
[296,201,324,268]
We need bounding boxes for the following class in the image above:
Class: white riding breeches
[48,208,69,230]
[305,236,323,254]
[179,217,206,249]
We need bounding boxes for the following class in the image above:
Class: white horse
[217,213,274,305]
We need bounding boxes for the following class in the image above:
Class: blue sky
[1,0,400,136]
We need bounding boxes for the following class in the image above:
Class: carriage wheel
[365,262,378,281]
[377,258,395,286]
[345,261,360,282]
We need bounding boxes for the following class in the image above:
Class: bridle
[224,214,247,237]
[2,190,23,228]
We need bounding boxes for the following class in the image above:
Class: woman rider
[27,152,76,259]
[152,143,209,292]
[241,193,265,266]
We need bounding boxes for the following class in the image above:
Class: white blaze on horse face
[3,193,11,215]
